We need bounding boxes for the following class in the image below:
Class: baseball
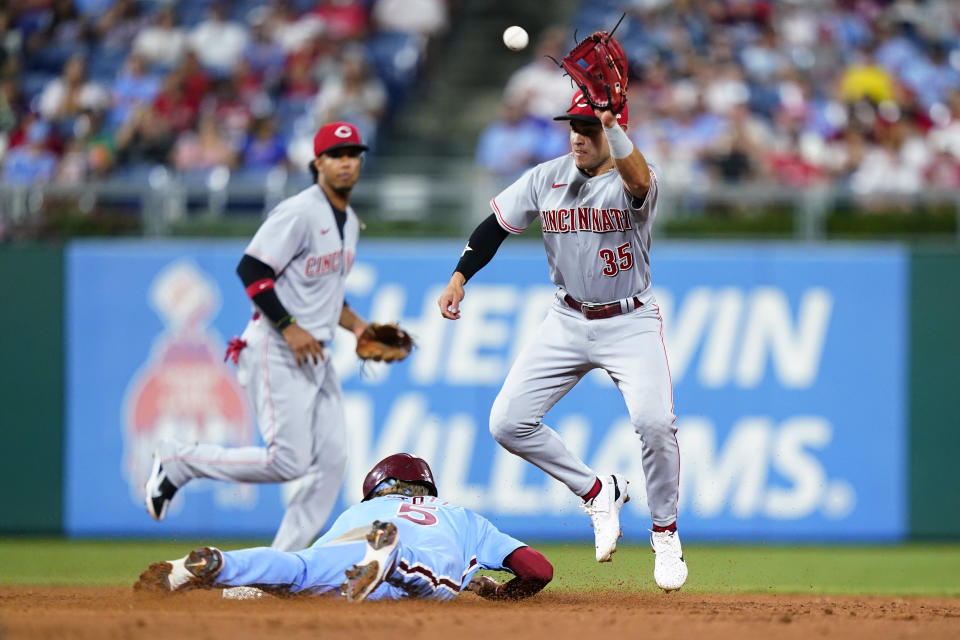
[503,25,529,51]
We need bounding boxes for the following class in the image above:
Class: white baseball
[503,25,529,51]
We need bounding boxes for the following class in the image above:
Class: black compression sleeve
[236,254,294,329]
[237,253,274,285]
[454,213,509,282]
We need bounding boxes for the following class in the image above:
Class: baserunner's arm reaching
[464,546,553,600]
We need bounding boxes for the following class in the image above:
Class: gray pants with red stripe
[488,293,680,526]
[160,318,346,550]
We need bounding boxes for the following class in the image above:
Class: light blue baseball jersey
[317,494,526,600]
[216,494,526,600]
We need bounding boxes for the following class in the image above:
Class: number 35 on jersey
[599,242,634,277]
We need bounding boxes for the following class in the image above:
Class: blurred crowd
[478,0,960,202]
[0,0,449,187]
[7,0,960,206]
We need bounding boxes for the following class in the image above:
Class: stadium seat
[24,43,88,74]
[87,46,128,82]
[367,31,421,108]
[20,72,56,102]
[111,163,160,186]
[228,165,272,187]
[274,97,313,138]
[176,0,216,27]
[229,0,267,23]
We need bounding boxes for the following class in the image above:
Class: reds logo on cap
[313,122,370,157]
[554,91,629,125]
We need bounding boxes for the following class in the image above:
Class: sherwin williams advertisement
[65,241,907,541]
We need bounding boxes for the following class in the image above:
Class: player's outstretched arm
[437,214,509,320]
[596,108,650,201]
[465,546,553,600]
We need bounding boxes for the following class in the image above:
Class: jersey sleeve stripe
[490,198,524,235]
[395,559,463,594]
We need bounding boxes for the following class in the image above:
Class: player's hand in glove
[355,323,414,362]
[282,323,325,365]
[464,575,503,599]
[557,29,628,114]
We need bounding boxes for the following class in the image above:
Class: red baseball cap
[313,121,369,157]
[554,91,629,126]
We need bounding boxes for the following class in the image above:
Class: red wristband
[246,278,275,299]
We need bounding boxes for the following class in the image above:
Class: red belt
[563,294,642,320]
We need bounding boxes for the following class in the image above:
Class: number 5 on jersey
[397,499,438,526]
[599,241,633,276]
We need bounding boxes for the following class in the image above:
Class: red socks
[581,478,602,501]
[652,522,677,533]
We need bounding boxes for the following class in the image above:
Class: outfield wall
[0,240,955,540]
[909,249,960,539]
[0,246,63,534]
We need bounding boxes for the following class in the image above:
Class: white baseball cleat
[340,520,400,602]
[133,547,224,593]
[581,474,630,562]
[650,530,688,592]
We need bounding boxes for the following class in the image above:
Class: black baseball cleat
[340,521,400,602]
[144,452,179,521]
[133,547,224,593]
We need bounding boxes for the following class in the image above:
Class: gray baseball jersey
[245,184,360,341]
[490,153,659,303]
[158,183,357,552]
[482,151,679,539]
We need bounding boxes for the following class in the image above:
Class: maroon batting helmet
[361,453,438,501]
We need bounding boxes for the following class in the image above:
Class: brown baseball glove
[356,323,414,362]
[558,30,628,114]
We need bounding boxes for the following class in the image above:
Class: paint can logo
[122,260,255,514]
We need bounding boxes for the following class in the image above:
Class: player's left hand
[464,575,502,599]
[437,273,466,320]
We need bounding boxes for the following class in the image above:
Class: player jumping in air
[437,90,688,591]
[135,453,553,601]
[144,122,383,552]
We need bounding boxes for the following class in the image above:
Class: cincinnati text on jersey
[304,249,355,276]
[539,207,633,234]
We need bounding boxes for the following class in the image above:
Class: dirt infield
[1,587,959,640]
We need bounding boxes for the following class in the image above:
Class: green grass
[531,543,960,596]
[1,539,958,596]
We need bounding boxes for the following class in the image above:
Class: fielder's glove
[355,323,414,363]
[558,30,628,114]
